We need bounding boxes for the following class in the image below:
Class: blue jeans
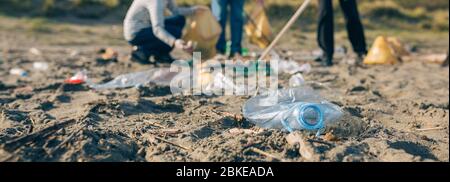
[212,0,245,55]
[128,15,186,57]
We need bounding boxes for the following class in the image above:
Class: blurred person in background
[211,0,245,59]
[316,0,367,67]
[124,0,207,64]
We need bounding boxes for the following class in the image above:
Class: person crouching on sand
[124,0,208,64]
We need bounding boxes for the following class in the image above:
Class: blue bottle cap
[297,104,324,130]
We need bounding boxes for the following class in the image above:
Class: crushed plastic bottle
[10,68,28,77]
[89,68,178,90]
[243,86,343,136]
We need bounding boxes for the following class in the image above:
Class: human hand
[174,39,193,53]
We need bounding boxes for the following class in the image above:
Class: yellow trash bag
[244,1,273,49]
[364,36,399,65]
[387,37,409,57]
[183,8,222,59]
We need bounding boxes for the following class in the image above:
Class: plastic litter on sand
[243,86,343,136]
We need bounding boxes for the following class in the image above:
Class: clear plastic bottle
[243,86,343,136]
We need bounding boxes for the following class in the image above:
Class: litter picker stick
[257,0,312,62]
[254,0,312,96]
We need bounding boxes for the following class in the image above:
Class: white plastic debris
[65,70,88,84]
[271,52,312,74]
[33,62,49,71]
[10,68,28,77]
[69,50,80,57]
[89,68,178,90]
[277,60,302,74]
[29,48,42,56]
[289,73,306,87]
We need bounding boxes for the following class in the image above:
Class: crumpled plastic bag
[89,68,178,90]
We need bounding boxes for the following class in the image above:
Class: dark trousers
[129,15,186,57]
[212,0,245,55]
[318,0,367,59]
